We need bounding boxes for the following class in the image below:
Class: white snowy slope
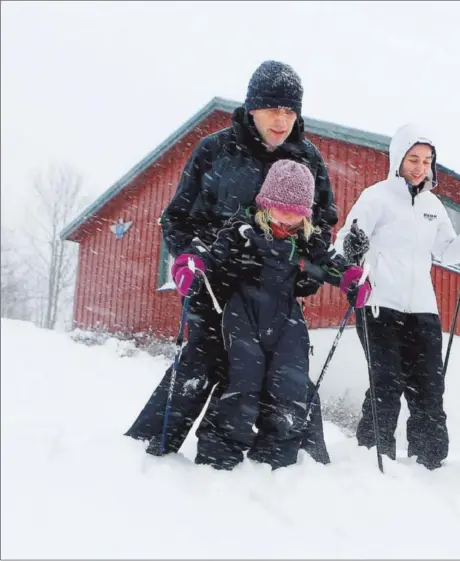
[1,317,459,559]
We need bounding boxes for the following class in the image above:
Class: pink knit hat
[256,160,315,218]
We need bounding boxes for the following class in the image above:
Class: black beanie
[245,60,303,117]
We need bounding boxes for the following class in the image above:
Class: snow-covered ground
[2,317,460,559]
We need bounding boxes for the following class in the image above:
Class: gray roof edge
[214,99,460,178]
[437,163,460,181]
[61,96,460,241]
[304,117,391,151]
[433,259,460,275]
[213,97,393,150]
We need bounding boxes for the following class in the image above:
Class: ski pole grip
[351,218,359,234]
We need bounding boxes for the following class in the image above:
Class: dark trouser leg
[195,390,262,469]
[300,381,331,465]
[248,311,309,470]
[355,307,406,460]
[195,296,265,470]
[403,314,448,469]
[124,296,225,454]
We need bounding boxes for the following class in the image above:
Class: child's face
[270,208,304,227]
[399,143,433,186]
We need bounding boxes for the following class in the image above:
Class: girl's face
[399,143,433,186]
[270,208,304,227]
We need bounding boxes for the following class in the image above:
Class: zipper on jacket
[409,182,422,206]
[407,201,418,313]
[405,181,422,312]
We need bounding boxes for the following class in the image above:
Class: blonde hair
[255,207,319,240]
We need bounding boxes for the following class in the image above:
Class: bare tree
[24,164,84,330]
[0,226,32,321]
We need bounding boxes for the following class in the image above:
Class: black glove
[343,228,370,264]
[298,252,350,291]
[294,272,323,297]
[304,231,330,266]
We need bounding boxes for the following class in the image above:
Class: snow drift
[1,318,459,559]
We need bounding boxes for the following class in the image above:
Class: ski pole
[305,261,371,422]
[158,295,191,455]
[360,306,384,473]
[305,303,354,420]
[350,219,384,473]
[442,289,460,378]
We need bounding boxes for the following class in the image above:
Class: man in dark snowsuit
[124,60,338,463]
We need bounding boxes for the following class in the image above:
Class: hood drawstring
[195,268,223,314]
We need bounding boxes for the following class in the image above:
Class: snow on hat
[256,160,315,218]
[245,60,303,117]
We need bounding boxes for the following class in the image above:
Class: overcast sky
[2,0,460,230]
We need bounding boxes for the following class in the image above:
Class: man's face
[250,108,297,149]
[399,144,433,186]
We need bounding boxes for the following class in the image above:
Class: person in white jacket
[335,123,460,470]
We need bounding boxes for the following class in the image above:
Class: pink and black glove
[171,254,206,297]
[340,265,372,308]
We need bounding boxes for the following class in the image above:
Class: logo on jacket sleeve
[423,213,437,221]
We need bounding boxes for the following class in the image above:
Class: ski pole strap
[195,268,223,314]
[186,254,223,314]
[350,220,380,319]
[358,263,370,286]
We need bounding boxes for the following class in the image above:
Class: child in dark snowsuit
[189,160,371,470]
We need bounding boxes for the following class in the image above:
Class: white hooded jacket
[334,123,460,315]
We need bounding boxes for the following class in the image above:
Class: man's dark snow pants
[124,297,226,453]
[195,291,317,470]
[125,295,330,465]
[355,306,448,468]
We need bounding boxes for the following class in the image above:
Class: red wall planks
[70,110,459,338]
